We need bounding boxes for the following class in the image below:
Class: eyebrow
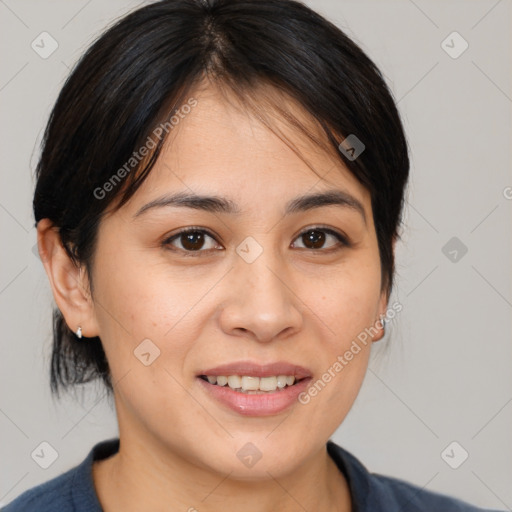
[133,189,366,223]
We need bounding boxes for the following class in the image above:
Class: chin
[191,435,315,481]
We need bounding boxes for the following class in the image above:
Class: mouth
[198,374,306,393]
[196,361,312,416]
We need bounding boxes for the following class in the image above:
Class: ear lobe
[37,218,100,338]
[372,234,397,343]
[371,291,388,343]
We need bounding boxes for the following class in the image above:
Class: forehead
[118,82,371,216]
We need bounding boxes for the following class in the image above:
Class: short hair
[33,0,409,399]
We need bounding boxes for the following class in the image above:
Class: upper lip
[198,361,312,380]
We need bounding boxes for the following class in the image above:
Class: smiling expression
[82,81,387,478]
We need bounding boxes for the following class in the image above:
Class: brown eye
[163,226,348,257]
[163,228,220,254]
[180,231,206,251]
[292,227,348,251]
[301,229,326,249]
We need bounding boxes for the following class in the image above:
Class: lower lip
[197,377,312,416]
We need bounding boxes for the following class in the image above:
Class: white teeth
[241,376,260,391]
[216,376,228,386]
[259,376,277,391]
[276,375,287,388]
[203,374,298,392]
[227,375,242,389]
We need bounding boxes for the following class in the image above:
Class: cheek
[314,277,376,382]
[297,254,381,408]
[90,254,191,381]
[91,261,200,428]
[93,245,196,337]
[310,258,383,344]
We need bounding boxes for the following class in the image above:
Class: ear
[370,290,388,343]
[372,235,397,343]
[37,218,100,338]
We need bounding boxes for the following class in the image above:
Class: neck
[93,435,351,512]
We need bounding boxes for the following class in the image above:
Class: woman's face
[81,84,387,478]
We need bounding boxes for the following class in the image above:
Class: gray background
[1,0,511,509]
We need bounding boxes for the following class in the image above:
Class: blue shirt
[1,438,503,511]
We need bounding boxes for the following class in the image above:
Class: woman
[2,0,503,510]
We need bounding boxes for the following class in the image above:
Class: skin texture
[37,81,388,512]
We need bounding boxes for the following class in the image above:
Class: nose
[217,250,303,344]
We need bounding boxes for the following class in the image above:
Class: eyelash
[161,225,350,257]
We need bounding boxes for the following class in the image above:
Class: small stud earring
[76,326,82,339]
[379,315,387,336]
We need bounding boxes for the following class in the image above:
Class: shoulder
[1,438,118,512]
[0,466,77,512]
[367,472,499,511]
[327,441,504,512]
